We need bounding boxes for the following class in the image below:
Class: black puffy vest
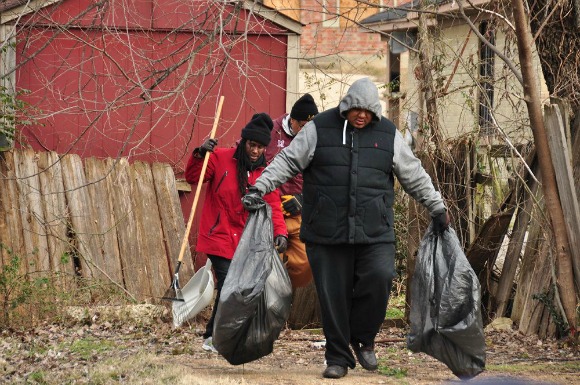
[300,108,397,244]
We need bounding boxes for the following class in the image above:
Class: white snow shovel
[172,258,214,328]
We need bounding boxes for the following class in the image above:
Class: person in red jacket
[184,112,288,353]
[265,93,319,288]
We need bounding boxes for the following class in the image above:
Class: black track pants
[306,242,396,368]
[203,255,231,339]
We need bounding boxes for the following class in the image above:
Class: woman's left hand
[274,235,288,253]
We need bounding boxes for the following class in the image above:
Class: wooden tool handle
[177,95,225,263]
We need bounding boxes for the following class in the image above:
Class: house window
[478,20,495,137]
[322,0,340,28]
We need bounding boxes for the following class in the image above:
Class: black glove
[432,211,450,235]
[274,235,288,253]
[242,186,264,211]
[197,138,218,157]
[282,194,303,216]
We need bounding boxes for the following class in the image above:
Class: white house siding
[398,20,549,143]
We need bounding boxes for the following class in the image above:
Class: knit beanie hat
[290,93,319,121]
[241,112,274,146]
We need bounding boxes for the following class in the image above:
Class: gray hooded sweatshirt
[255,77,445,244]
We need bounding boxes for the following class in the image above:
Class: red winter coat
[185,147,287,259]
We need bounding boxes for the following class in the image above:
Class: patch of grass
[488,361,580,374]
[386,307,405,319]
[170,345,197,355]
[378,363,408,378]
[27,371,47,384]
[28,341,51,357]
[386,293,406,319]
[87,353,174,384]
[562,361,580,371]
[487,363,532,374]
[389,293,406,308]
[69,337,116,360]
[385,346,400,354]
[303,328,324,336]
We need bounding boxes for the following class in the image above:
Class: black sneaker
[352,343,378,371]
[322,365,348,379]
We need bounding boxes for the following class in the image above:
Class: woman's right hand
[198,138,218,157]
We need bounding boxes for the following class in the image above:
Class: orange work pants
[283,214,312,288]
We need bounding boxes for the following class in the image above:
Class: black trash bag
[212,198,292,365]
[407,225,486,379]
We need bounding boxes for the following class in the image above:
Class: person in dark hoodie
[185,112,288,354]
[265,93,319,288]
[242,78,450,379]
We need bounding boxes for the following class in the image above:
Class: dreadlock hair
[234,139,251,197]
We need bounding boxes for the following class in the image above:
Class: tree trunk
[417,8,445,154]
[511,0,578,335]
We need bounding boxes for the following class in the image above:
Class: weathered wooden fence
[405,103,580,338]
[0,148,195,303]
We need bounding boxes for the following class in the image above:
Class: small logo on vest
[374,143,378,148]
[277,140,285,148]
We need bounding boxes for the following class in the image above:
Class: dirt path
[175,327,578,385]
[2,314,578,385]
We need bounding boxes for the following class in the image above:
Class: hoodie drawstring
[342,120,347,145]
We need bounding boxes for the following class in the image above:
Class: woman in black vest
[243,78,450,379]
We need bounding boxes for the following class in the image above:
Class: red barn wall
[12,0,295,267]
[16,0,292,171]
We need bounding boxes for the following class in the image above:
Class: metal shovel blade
[172,259,214,328]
